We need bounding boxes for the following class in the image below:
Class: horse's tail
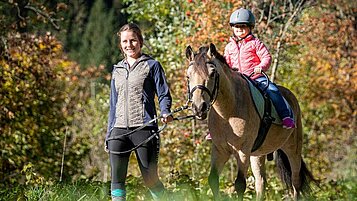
[275,149,317,196]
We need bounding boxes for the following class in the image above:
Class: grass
[0,181,110,201]
[1,175,356,201]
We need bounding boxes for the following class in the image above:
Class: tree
[77,0,120,69]
[286,0,356,179]
[0,0,67,57]
[0,32,107,185]
[251,0,314,82]
[184,0,314,81]
[0,0,67,34]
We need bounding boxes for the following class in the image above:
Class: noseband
[187,61,220,108]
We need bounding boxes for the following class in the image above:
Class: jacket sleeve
[153,61,172,116]
[255,40,272,72]
[224,44,233,68]
[106,77,117,140]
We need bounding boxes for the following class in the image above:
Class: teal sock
[149,189,164,201]
[111,189,126,197]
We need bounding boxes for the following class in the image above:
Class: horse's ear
[207,43,217,59]
[186,45,194,61]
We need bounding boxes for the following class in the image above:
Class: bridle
[187,61,220,111]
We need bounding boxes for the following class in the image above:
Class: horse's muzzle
[192,102,208,120]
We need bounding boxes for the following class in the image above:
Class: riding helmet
[229,8,255,27]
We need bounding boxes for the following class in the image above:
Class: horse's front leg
[250,155,266,201]
[234,151,250,201]
[208,144,230,200]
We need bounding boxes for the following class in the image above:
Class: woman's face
[232,24,250,39]
[120,30,142,59]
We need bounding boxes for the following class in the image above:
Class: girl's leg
[255,77,295,128]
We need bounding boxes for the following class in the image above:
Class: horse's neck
[214,68,249,117]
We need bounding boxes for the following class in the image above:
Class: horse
[185,43,315,200]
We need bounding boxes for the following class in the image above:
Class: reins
[248,71,270,91]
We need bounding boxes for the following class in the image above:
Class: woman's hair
[117,23,144,49]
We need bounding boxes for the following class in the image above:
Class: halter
[187,61,220,109]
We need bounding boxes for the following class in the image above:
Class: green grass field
[1,175,356,201]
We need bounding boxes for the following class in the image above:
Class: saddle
[241,74,294,161]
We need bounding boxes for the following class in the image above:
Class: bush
[0,32,108,186]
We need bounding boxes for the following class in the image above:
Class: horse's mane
[193,45,230,77]
[193,47,209,77]
[211,48,229,68]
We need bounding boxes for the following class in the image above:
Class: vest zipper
[124,67,129,128]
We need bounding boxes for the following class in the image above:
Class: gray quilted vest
[113,56,151,128]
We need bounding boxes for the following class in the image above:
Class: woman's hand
[161,113,173,124]
[104,142,109,153]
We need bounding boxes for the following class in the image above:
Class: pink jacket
[224,34,272,80]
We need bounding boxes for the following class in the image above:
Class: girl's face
[120,30,142,59]
[232,24,250,39]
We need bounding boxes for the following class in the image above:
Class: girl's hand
[161,114,173,124]
[254,67,262,74]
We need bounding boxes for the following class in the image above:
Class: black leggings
[108,127,163,191]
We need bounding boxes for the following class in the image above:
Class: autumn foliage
[183,0,242,51]
[290,1,356,178]
[0,33,107,184]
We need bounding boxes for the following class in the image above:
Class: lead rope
[107,103,194,155]
[106,103,191,141]
[108,124,167,155]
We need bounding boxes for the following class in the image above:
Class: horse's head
[185,43,221,120]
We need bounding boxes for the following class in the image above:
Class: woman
[105,23,173,201]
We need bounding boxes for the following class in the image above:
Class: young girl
[225,8,295,129]
[105,23,173,201]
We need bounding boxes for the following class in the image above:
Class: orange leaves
[186,10,191,16]
[293,2,356,135]
[6,32,64,76]
[284,5,355,178]
[0,32,108,130]
[183,0,241,51]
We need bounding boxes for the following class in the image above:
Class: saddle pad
[246,79,294,125]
